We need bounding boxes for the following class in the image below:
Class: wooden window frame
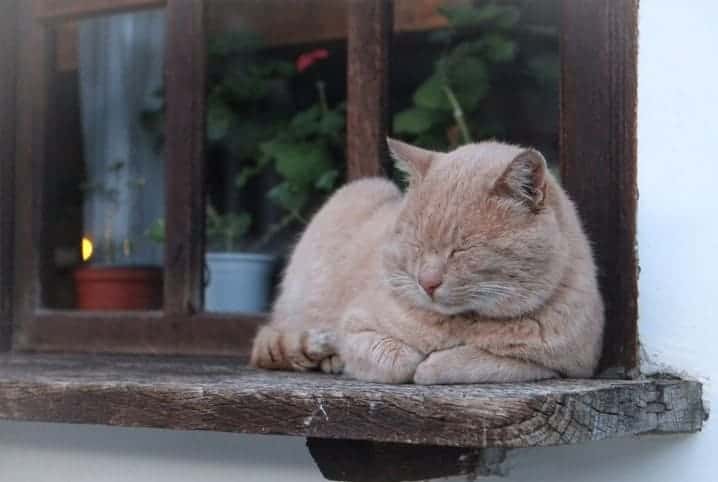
[1,0,637,375]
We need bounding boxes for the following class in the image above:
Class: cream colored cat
[250,139,604,384]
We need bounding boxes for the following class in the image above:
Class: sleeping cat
[250,139,604,384]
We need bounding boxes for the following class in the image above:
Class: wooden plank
[0,0,20,351]
[55,0,463,71]
[17,312,263,356]
[207,0,461,47]
[13,3,51,346]
[164,0,207,314]
[34,0,165,22]
[0,354,705,448]
[559,0,639,374]
[346,0,392,179]
[307,439,506,481]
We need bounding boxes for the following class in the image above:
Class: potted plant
[74,161,163,310]
[202,48,344,312]
[393,3,559,154]
[143,33,345,313]
[198,206,272,312]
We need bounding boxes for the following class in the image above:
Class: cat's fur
[250,139,604,384]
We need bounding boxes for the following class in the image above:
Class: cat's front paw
[303,328,338,362]
[413,357,443,385]
[319,354,344,375]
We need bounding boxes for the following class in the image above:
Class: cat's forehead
[442,141,524,171]
[420,141,524,194]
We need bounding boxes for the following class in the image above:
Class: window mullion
[346,0,393,180]
[163,0,207,315]
[0,0,20,351]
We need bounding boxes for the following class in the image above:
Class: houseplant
[201,206,275,312]
[74,161,163,310]
[393,3,559,154]
[143,35,345,312]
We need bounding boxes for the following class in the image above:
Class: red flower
[296,49,329,73]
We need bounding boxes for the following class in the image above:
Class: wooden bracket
[307,438,507,482]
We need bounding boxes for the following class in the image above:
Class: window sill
[0,354,705,448]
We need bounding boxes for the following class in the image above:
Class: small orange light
[81,237,93,262]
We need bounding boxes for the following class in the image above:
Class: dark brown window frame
[1,0,637,375]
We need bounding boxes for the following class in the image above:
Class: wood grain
[346,0,392,179]
[33,0,165,22]
[17,311,263,356]
[560,0,639,374]
[13,2,51,345]
[207,0,461,47]
[164,0,207,314]
[0,354,705,448]
[54,0,463,71]
[0,0,19,351]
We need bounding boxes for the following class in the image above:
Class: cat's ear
[387,138,437,184]
[493,149,547,211]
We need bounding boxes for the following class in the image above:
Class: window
[2,0,636,370]
[3,0,637,374]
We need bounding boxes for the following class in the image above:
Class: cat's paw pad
[302,329,338,361]
[319,354,344,375]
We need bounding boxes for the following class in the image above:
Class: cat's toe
[320,354,344,375]
[303,329,338,361]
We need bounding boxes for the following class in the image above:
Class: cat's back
[271,177,402,327]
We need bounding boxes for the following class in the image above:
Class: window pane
[390,0,560,176]
[201,0,348,313]
[44,9,166,310]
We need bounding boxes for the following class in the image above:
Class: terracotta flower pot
[73,266,163,310]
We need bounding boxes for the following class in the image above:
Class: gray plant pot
[204,252,277,313]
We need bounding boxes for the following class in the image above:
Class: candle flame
[81,237,93,262]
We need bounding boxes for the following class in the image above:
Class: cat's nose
[419,272,443,297]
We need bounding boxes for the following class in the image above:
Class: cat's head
[382,138,569,319]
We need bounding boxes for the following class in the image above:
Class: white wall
[1,2,716,481]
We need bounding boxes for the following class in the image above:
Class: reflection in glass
[46,10,167,310]
[195,6,348,313]
[391,1,560,174]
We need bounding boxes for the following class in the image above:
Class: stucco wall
[1,2,716,481]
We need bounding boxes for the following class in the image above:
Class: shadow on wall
[0,420,708,482]
[0,421,321,478]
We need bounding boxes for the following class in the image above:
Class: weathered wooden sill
[0,354,704,448]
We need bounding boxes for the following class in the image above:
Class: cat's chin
[411,296,475,316]
[429,303,474,316]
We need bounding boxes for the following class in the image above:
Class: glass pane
[200,0,348,313]
[390,0,560,177]
[44,9,166,310]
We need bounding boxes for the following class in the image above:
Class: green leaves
[443,57,489,112]
[413,74,451,111]
[263,141,333,189]
[482,34,517,62]
[391,2,529,150]
[394,107,438,135]
[315,169,339,192]
[145,218,165,244]
[206,96,234,142]
[267,182,308,213]
[206,206,252,252]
